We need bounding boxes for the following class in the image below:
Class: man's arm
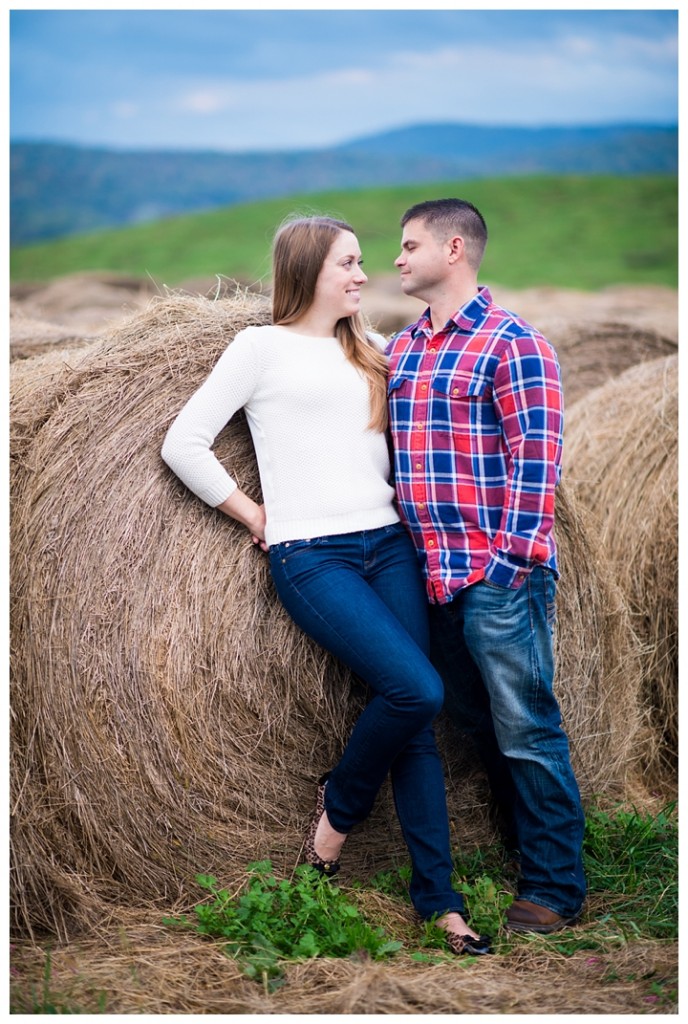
[483,333,563,588]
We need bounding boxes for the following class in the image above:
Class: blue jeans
[269,522,464,920]
[429,569,586,918]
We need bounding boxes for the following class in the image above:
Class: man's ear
[446,235,464,263]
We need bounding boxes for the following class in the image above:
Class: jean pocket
[270,535,327,564]
[382,521,405,536]
[543,572,557,627]
[480,578,512,593]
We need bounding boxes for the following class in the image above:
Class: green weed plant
[10,803,678,1010]
[160,803,677,989]
[163,860,402,990]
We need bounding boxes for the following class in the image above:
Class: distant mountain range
[10,122,678,246]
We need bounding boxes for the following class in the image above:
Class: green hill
[10,175,678,291]
[10,127,678,245]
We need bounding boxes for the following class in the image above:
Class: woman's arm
[162,330,265,546]
[216,489,268,551]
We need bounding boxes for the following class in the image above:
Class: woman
[161,215,491,956]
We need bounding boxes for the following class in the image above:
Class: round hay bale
[12,271,154,337]
[361,279,677,374]
[9,311,95,362]
[16,271,154,314]
[564,355,678,780]
[488,287,677,407]
[547,321,677,406]
[11,289,646,940]
[10,346,97,472]
[360,275,426,335]
[490,284,678,347]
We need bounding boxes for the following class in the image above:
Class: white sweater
[161,325,399,546]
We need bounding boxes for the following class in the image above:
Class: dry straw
[541,319,677,407]
[9,311,95,362]
[9,907,677,1014]
[564,355,678,781]
[11,289,646,941]
[488,283,678,409]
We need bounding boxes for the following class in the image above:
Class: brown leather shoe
[506,899,579,933]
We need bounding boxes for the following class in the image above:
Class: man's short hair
[401,198,488,270]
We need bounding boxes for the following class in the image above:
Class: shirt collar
[412,285,493,338]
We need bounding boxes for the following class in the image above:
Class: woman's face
[312,230,368,321]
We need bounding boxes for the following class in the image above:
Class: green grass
[10,175,677,290]
[368,800,678,946]
[9,802,678,1011]
[163,862,403,992]
[9,950,107,1015]
[156,801,678,992]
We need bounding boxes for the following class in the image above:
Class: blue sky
[10,6,679,152]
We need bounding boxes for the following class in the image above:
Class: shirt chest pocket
[430,371,493,439]
[387,374,412,398]
[432,372,493,402]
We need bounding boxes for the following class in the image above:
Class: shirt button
[421,383,428,391]
[427,539,435,547]
[452,387,459,395]
[415,463,422,470]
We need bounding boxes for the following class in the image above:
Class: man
[386,198,586,933]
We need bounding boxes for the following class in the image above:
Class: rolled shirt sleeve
[483,334,563,588]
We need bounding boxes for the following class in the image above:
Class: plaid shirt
[386,286,563,604]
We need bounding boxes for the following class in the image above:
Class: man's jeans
[429,568,586,918]
[269,522,464,921]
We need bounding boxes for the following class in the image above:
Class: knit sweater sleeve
[161,328,261,507]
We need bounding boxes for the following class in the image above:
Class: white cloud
[10,9,677,150]
[27,24,676,151]
[111,102,139,120]
[163,27,677,146]
[179,89,236,114]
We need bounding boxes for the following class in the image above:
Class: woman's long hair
[271,216,388,432]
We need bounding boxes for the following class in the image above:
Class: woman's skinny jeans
[269,522,464,921]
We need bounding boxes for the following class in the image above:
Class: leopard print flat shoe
[304,773,340,878]
[444,931,493,956]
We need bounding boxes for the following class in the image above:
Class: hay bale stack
[548,321,677,406]
[10,310,95,361]
[361,275,426,335]
[564,355,678,779]
[488,284,678,407]
[10,271,154,338]
[11,289,645,940]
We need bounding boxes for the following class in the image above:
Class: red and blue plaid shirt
[386,286,563,604]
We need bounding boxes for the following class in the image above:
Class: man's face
[395,218,450,300]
